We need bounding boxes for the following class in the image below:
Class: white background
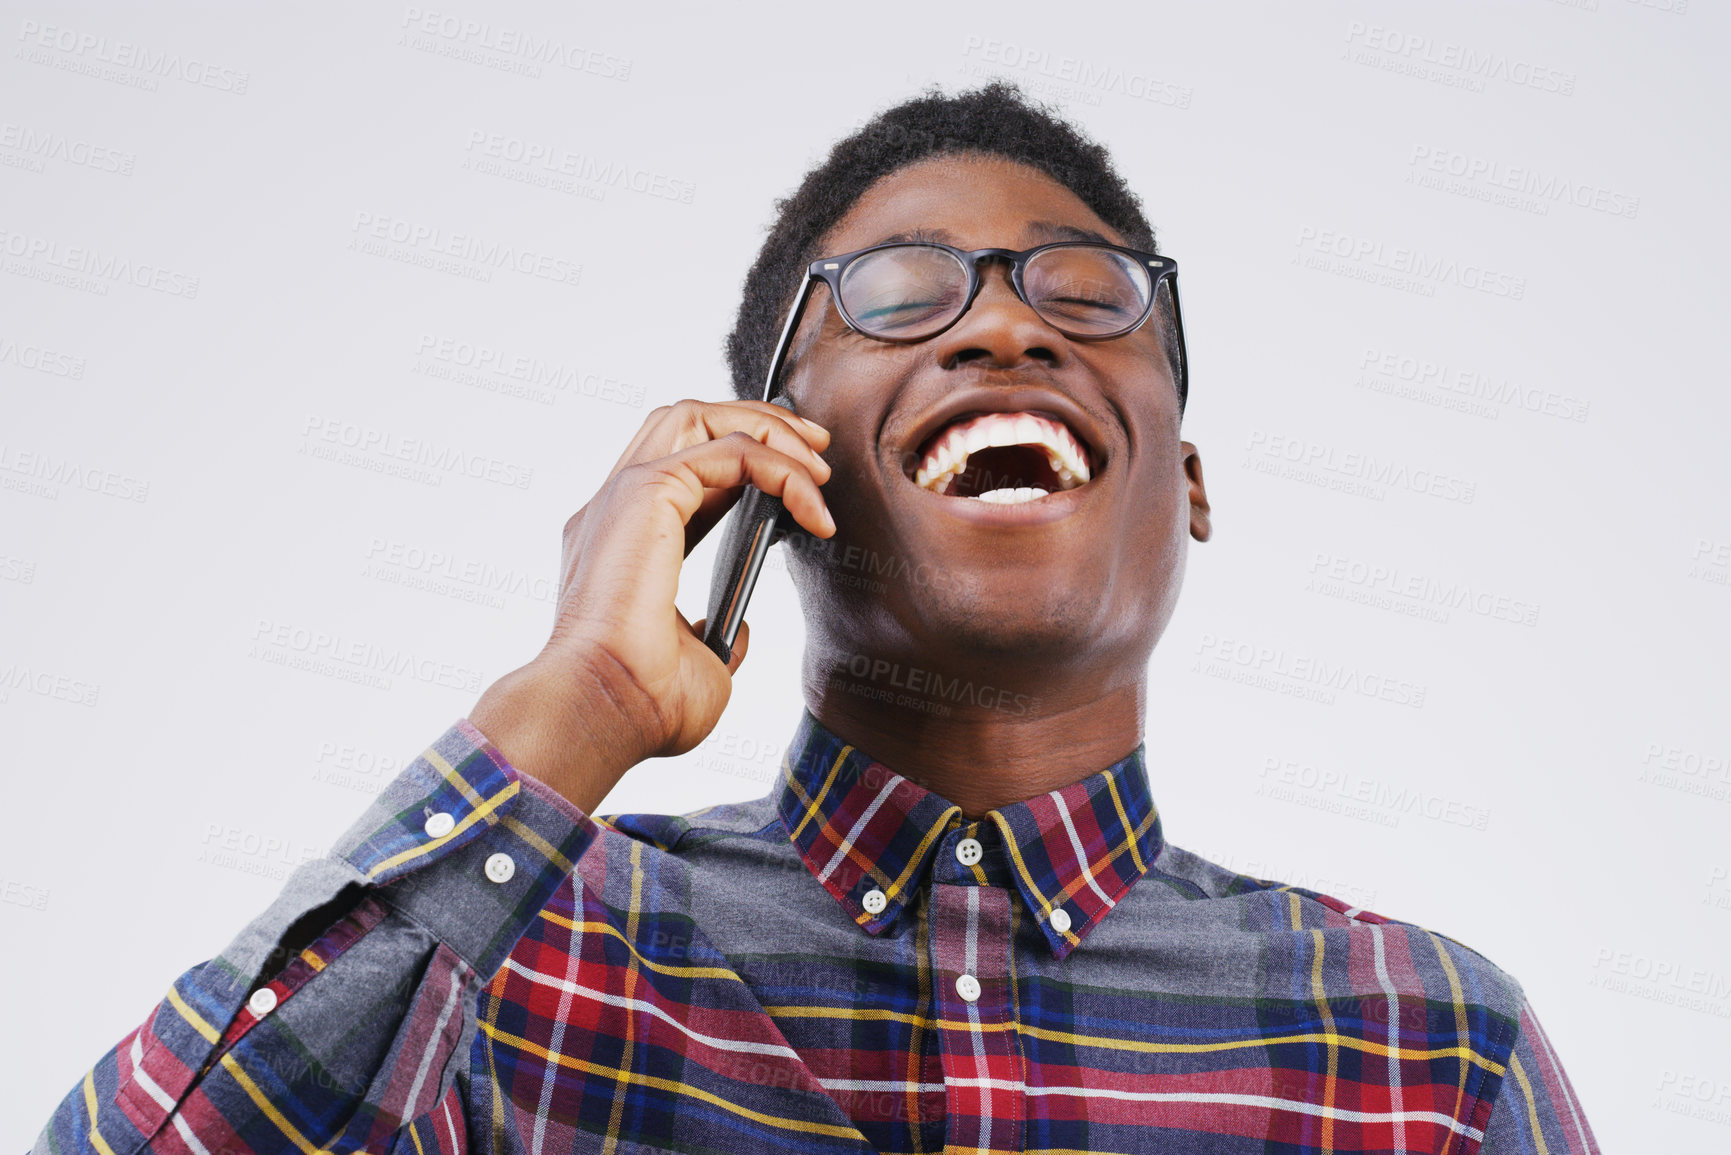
[3,1,1727,1148]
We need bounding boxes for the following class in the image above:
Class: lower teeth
[970,487,1052,504]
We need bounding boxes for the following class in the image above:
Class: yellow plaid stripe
[479,1020,863,1141]
[365,779,520,880]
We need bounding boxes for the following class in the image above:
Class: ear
[1180,441,1212,542]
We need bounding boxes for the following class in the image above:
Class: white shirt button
[955,838,983,866]
[955,973,981,1002]
[424,811,455,838]
[862,888,888,915]
[247,987,278,1017]
[1049,907,1073,935]
[484,853,516,884]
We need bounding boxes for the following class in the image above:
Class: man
[37,82,1597,1154]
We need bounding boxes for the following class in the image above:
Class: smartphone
[699,275,825,666]
[699,445,797,665]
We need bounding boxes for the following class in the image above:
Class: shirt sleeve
[31,718,598,1154]
[1476,996,1602,1155]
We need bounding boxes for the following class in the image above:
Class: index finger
[730,399,830,450]
[609,399,831,484]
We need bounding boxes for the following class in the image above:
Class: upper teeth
[913,411,1092,497]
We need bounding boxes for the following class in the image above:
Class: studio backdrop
[2,2,1726,1148]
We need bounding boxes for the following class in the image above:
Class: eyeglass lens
[836,244,1154,340]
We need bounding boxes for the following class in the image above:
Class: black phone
[699,274,826,666]
[698,400,801,665]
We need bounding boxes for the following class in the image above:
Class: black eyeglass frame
[756,241,1188,416]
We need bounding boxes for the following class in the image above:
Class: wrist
[468,658,642,814]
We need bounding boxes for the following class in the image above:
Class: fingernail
[799,417,827,432]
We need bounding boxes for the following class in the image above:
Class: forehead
[820,153,1130,254]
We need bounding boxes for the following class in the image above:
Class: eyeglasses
[757,240,1188,415]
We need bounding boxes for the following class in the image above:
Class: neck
[801,653,1147,818]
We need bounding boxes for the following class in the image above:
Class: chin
[795,555,1161,666]
[904,582,1120,661]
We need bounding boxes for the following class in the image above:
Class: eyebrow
[867,221,1118,248]
[1026,220,1116,245]
[871,227,958,246]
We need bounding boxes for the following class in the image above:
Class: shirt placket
[928,821,1023,1154]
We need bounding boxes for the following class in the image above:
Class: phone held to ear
[700,392,803,665]
[699,458,797,666]
[700,277,823,667]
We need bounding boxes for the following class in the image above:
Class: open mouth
[910,411,1095,505]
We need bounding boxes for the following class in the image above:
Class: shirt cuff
[331,718,600,977]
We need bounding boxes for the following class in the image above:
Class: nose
[931,259,1067,371]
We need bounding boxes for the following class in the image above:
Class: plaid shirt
[37,710,1599,1154]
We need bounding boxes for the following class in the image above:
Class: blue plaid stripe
[34,714,1598,1155]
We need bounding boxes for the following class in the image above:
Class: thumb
[725,619,750,675]
[688,617,750,676]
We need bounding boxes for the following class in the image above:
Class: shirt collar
[776,709,1162,959]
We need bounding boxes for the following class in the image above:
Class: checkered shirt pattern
[35,710,1599,1154]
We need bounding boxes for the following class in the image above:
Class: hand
[469,400,833,813]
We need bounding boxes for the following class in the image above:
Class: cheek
[1127,450,1190,554]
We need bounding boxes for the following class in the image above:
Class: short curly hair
[724,80,1176,404]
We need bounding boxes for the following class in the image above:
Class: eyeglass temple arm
[1163,272,1188,417]
[759,276,821,404]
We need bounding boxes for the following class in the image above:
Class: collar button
[862,888,888,915]
[955,837,983,866]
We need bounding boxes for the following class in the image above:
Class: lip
[900,384,1109,489]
